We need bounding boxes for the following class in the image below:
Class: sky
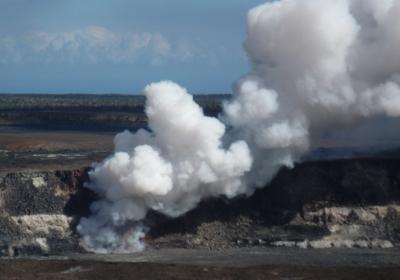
[0,0,267,94]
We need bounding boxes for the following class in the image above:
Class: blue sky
[0,0,266,94]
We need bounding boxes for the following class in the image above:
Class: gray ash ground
[1,94,400,279]
[0,125,114,172]
[1,248,400,279]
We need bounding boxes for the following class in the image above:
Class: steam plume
[78,0,400,252]
[78,82,252,252]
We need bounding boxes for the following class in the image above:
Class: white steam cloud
[78,82,252,252]
[78,0,400,252]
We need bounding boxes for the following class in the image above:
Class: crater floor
[1,248,400,280]
[1,95,400,279]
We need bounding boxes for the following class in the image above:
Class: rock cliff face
[148,158,400,250]
[1,157,400,256]
[0,168,94,256]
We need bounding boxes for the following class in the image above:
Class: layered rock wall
[1,157,400,255]
[0,168,93,256]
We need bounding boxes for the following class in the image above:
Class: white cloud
[0,26,178,65]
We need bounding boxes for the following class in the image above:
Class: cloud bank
[78,0,400,253]
[0,26,191,65]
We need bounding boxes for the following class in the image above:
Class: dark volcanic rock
[1,168,93,216]
[0,94,226,132]
[0,168,95,256]
[148,158,400,249]
[1,157,400,255]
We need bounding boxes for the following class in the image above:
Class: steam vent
[2,0,400,279]
[0,94,400,256]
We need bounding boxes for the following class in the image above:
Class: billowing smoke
[78,82,252,252]
[78,0,400,253]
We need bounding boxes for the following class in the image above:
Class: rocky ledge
[1,157,400,256]
[0,168,94,256]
